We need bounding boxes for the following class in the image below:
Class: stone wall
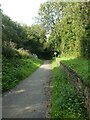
[60,62,90,119]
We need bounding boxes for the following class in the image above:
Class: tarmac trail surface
[3,60,51,118]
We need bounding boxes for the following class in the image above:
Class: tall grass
[2,49,43,92]
[61,57,89,87]
[51,59,87,118]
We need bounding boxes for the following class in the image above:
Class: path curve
[2,60,51,118]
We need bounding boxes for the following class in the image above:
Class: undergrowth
[61,57,89,87]
[2,56,43,92]
[51,59,88,119]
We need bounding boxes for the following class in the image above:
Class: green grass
[51,59,87,118]
[2,56,43,92]
[61,57,89,87]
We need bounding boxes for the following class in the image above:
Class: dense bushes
[38,2,89,58]
[59,2,89,58]
[2,2,89,59]
[2,46,20,58]
[2,12,50,59]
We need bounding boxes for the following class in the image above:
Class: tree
[37,2,65,34]
[47,2,89,58]
[2,12,49,59]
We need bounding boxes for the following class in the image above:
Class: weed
[51,59,87,118]
[2,57,43,92]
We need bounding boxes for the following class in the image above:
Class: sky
[0,0,47,26]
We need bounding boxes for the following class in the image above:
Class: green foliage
[51,59,87,118]
[2,56,43,92]
[23,24,48,58]
[58,2,89,58]
[2,13,25,47]
[2,12,50,59]
[2,2,89,59]
[38,2,65,33]
[61,57,89,87]
[2,46,20,58]
[48,23,62,55]
[17,48,30,58]
[38,2,89,58]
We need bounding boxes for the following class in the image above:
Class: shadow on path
[2,60,51,118]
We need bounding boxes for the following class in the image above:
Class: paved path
[2,60,51,118]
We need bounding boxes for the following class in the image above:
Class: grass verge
[2,56,43,92]
[51,59,87,118]
[61,57,89,87]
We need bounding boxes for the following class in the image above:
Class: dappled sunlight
[14,89,25,94]
[56,56,77,62]
[40,65,52,70]
[2,60,51,118]
[3,101,48,117]
[2,56,43,92]
[32,61,40,66]
[2,0,89,118]
[3,86,50,117]
[51,58,88,118]
[24,106,32,110]
[59,57,88,87]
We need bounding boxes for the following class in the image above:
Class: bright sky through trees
[0,0,47,26]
